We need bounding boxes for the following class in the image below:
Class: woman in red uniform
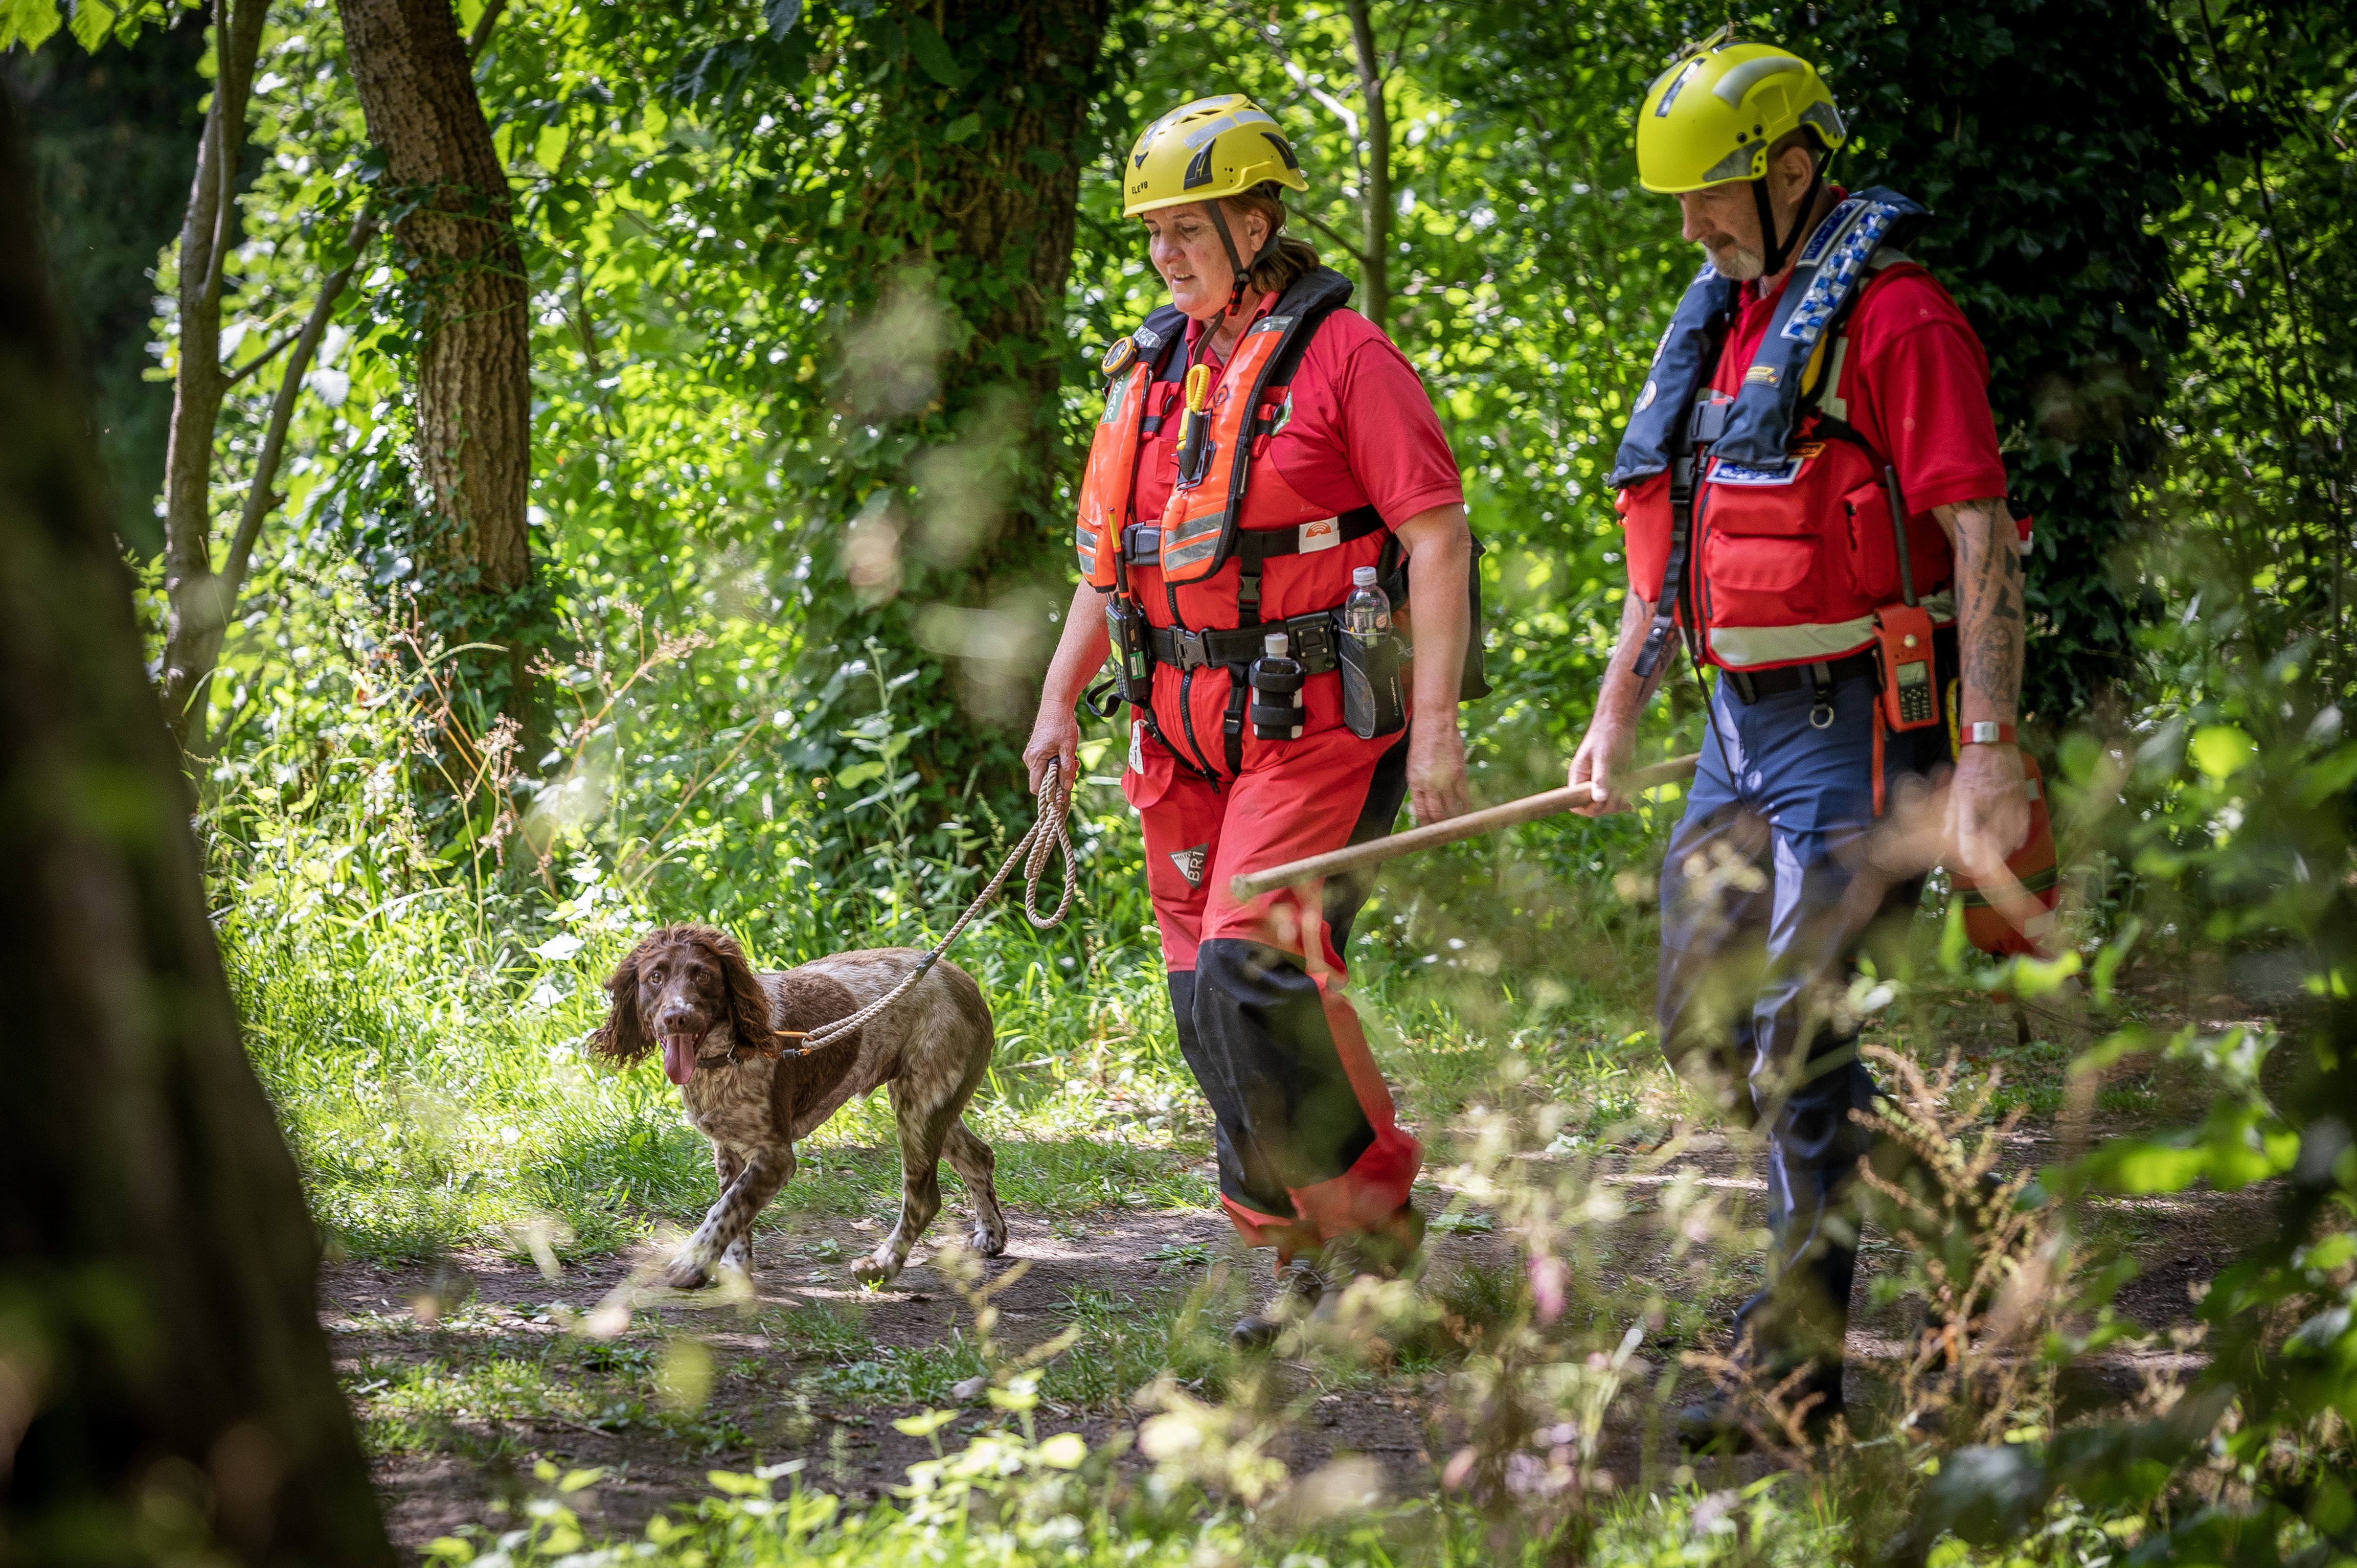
[1021,95,1476,1344]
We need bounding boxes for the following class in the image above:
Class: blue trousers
[1657,666,1946,1401]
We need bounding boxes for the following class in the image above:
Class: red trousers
[1122,714,1421,1256]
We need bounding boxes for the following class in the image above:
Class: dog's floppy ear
[588,932,662,1063]
[689,925,777,1054]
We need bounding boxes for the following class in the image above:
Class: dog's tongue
[662,1033,697,1086]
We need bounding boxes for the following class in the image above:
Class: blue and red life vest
[1612,188,1960,671]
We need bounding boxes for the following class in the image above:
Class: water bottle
[1248,630,1305,740]
[1338,564,1406,739]
[1344,565,1392,645]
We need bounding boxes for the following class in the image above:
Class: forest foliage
[7,0,2357,1562]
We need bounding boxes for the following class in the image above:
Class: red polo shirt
[1708,250,2009,516]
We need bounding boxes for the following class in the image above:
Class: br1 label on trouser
[1170,844,1208,887]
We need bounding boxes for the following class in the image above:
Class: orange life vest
[1074,271,1395,779]
[1076,268,1373,598]
[1075,268,1488,778]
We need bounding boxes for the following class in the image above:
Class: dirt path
[329,1201,1481,1555]
[326,1114,2251,1559]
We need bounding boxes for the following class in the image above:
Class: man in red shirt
[1566,39,2030,1448]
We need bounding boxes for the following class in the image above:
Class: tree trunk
[7,6,210,558]
[1344,0,1391,331]
[809,0,1110,761]
[333,0,532,697]
[0,87,395,1568]
[927,0,1109,508]
[157,0,268,753]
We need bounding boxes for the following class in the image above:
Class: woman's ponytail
[1222,184,1319,297]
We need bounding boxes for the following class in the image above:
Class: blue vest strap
[1608,187,1930,486]
[1608,264,1740,489]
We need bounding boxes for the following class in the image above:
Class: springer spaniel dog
[590,925,1006,1287]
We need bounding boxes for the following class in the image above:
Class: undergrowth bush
[201,534,2357,1568]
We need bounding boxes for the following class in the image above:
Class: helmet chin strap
[1749,148,1828,280]
[1205,200,1281,328]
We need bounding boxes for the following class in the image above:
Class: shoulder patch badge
[1101,335,1139,378]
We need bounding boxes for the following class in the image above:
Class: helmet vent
[1182,141,1217,190]
[1711,53,1805,106]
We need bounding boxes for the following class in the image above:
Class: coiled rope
[760,757,1077,1060]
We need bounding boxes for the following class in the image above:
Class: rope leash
[742,758,1078,1062]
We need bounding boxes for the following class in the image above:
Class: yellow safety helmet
[1635,38,1845,194]
[1123,94,1307,218]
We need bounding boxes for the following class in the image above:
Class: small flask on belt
[1248,629,1306,741]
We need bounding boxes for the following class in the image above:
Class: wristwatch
[1961,721,2017,746]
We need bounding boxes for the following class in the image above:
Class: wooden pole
[1229,753,1701,901]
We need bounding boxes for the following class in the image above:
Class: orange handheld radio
[1874,465,1939,732]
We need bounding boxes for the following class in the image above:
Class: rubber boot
[1230,1253,1327,1350]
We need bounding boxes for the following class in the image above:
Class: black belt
[1119,505,1386,568]
[1148,612,1342,673]
[1718,650,1878,705]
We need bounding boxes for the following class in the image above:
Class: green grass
[347,1315,751,1460]
[804,1338,990,1406]
[216,693,2240,1568]
[229,871,1215,1261]
[758,1299,875,1362]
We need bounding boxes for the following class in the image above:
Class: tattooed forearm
[1605,589,1669,717]
[1934,497,2024,727]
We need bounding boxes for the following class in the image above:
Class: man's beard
[1705,237,1766,281]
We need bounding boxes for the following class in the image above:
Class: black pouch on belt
[1248,631,1306,741]
[1104,596,1154,707]
[1338,624,1407,740]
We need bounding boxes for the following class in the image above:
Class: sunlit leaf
[892,1407,958,1437]
[0,0,63,50]
[2188,725,2255,782]
[65,0,116,49]
[1034,1431,1087,1468]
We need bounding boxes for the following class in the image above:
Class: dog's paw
[850,1249,901,1286]
[970,1222,1007,1259]
[662,1257,713,1291]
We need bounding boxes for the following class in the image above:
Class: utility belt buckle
[1169,628,1216,671]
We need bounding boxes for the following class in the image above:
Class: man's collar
[1750,183,1849,303]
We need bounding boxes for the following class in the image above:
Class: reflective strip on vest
[1073,360,1155,588]
[1707,618,1878,668]
[1706,590,1956,669]
[1161,527,1223,575]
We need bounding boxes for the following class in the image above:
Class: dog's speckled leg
[942,1120,1008,1258]
[854,1092,959,1284]
[712,1147,755,1276]
[668,1142,792,1289]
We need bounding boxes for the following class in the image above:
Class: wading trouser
[1124,725,1420,1259]
[1657,667,1949,1405]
